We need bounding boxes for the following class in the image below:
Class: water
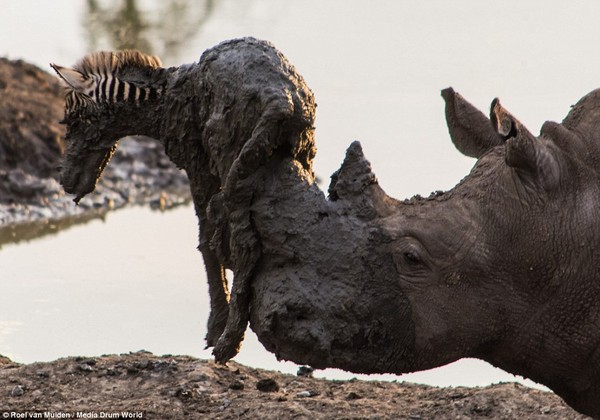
[3,0,600,389]
[0,205,544,389]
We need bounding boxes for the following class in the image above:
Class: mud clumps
[0,352,587,419]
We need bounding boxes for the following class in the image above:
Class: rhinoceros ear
[490,98,560,190]
[441,87,504,158]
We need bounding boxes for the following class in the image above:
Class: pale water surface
[2,0,600,389]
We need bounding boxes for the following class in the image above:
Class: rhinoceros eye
[394,238,429,274]
[403,250,422,266]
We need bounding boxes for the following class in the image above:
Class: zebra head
[51,50,164,203]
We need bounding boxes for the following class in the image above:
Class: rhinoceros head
[249,88,600,417]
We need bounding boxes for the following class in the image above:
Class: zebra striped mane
[73,50,162,77]
[51,50,164,112]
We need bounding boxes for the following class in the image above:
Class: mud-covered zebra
[51,38,316,363]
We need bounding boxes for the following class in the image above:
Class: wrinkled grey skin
[56,38,600,417]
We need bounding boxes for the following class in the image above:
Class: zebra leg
[190,178,230,349]
[199,224,230,348]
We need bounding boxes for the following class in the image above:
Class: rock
[127,364,140,375]
[153,361,170,371]
[78,363,94,372]
[346,391,362,400]
[229,379,244,390]
[174,386,193,400]
[29,205,53,220]
[188,372,208,382]
[132,160,149,173]
[133,359,152,370]
[219,398,231,411]
[11,385,24,397]
[256,378,279,392]
[296,365,314,377]
[105,368,119,377]
[296,390,319,398]
[109,166,130,181]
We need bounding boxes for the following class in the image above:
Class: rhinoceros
[52,38,600,417]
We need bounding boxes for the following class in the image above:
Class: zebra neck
[89,73,162,104]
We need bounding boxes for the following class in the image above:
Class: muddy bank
[0,57,190,246]
[0,352,587,419]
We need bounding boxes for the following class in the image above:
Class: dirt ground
[0,57,64,180]
[0,352,588,419]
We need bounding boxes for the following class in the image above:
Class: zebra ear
[50,63,89,92]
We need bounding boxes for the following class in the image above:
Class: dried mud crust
[0,352,588,419]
